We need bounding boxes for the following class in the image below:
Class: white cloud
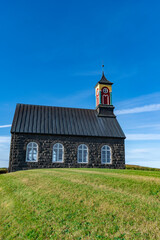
[126,134,160,140]
[116,92,160,109]
[0,136,11,168]
[0,136,11,143]
[0,124,11,128]
[115,104,160,115]
[128,148,150,153]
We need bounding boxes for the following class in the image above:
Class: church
[9,72,125,172]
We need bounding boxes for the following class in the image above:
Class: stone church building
[9,73,125,172]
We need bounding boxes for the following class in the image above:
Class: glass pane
[83,150,88,163]
[53,149,58,162]
[58,144,63,149]
[33,143,37,148]
[78,151,82,162]
[58,149,63,162]
[33,149,37,161]
[54,143,58,148]
[27,149,32,161]
[78,145,82,150]
[107,152,111,163]
[28,142,32,147]
[102,155,106,163]
[83,145,87,150]
[33,153,37,161]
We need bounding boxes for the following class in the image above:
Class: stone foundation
[9,133,125,172]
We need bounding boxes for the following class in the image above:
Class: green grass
[0,168,160,239]
[126,164,160,171]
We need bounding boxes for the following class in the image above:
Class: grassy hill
[0,168,160,239]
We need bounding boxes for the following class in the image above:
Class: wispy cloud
[0,136,10,168]
[116,92,160,109]
[126,134,160,140]
[128,148,151,153]
[0,124,11,128]
[115,103,160,115]
[125,123,160,130]
[0,136,11,143]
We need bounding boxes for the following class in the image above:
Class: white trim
[77,144,88,163]
[52,143,64,163]
[26,142,38,162]
[101,145,112,164]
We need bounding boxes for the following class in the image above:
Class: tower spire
[102,64,104,75]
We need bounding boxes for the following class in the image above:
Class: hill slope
[0,168,160,239]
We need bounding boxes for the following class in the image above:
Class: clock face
[103,88,108,93]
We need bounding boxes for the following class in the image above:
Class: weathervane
[102,64,104,75]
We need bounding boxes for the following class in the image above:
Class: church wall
[9,133,125,172]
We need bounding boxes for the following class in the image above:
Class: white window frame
[26,142,38,162]
[101,145,112,164]
[52,143,64,163]
[77,144,88,163]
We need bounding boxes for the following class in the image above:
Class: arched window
[78,144,88,163]
[53,143,64,162]
[101,145,111,164]
[26,142,38,162]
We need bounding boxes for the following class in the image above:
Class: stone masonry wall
[9,133,125,172]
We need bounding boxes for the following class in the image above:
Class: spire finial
[102,64,104,75]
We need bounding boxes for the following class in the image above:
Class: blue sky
[0,0,160,168]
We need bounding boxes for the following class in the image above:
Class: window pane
[58,144,63,149]
[33,149,37,161]
[27,149,32,161]
[83,145,87,150]
[83,150,88,163]
[58,149,63,162]
[79,145,82,150]
[53,149,58,162]
[78,151,82,162]
[33,143,37,147]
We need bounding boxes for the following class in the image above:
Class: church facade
[9,73,125,172]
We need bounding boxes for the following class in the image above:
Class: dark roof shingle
[11,104,125,138]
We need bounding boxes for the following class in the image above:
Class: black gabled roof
[11,104,125,138]
[95,72,113,87]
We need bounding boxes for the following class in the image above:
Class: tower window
[101,145,111,164]
[26,142,38,162]
[77,144,88,163]
[53,143,64,162]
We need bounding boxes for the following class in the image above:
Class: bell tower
[95,67,115,117]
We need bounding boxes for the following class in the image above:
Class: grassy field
[0,168,160,239]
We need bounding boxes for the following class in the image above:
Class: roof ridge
[16,103,95,111]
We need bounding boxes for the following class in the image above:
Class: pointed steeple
[98,72,113,85]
